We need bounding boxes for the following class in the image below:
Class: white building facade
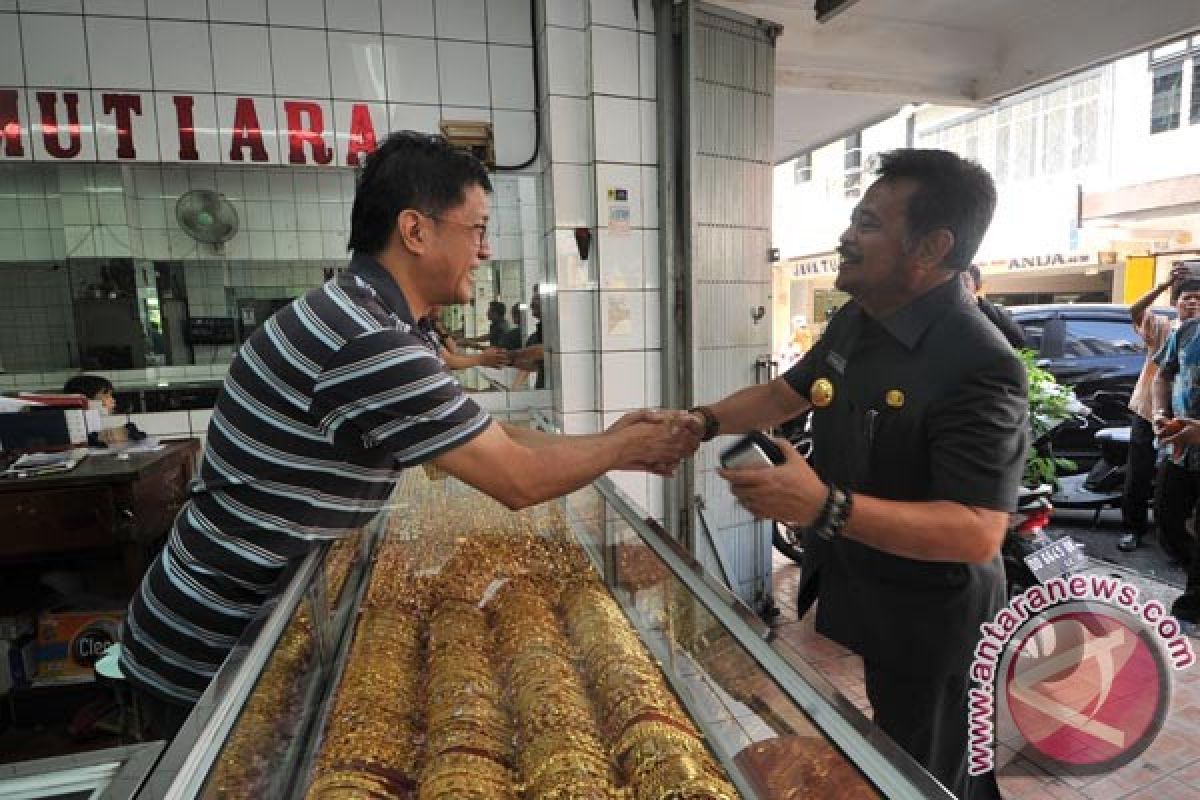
[772,32,1200,358]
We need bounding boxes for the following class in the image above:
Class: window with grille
[793,152,812,184]
[843,133,862,198]
[1151,61,1184,133]
[1191,60,1200,125]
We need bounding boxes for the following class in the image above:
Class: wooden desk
[0,440,200,590]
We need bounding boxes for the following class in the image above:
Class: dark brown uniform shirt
[783,277,1028,678]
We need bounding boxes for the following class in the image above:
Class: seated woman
[62,374,145,447]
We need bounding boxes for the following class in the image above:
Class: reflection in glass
[0,164,548,397]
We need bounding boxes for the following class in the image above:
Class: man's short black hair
[348,131,492,256]
[488,300,506,317]
[874,149,997,272]
[1172,279,1200,305]
[63,374,113,399]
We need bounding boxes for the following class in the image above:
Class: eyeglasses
[423,212,489,248]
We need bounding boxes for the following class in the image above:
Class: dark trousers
[863,663,1002,800]
[131,684,192,742]
[1153,459,1198,566]
[1122,416,1157,534]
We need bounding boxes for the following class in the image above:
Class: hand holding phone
[719,431,785,469]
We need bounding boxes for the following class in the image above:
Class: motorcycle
[1002,483,1056,596]
[772,411,813,564]
[1049,391,1131,524]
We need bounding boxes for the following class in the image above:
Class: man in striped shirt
[120,132,691,737]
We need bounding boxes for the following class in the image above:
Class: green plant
[1018,348,1078,487]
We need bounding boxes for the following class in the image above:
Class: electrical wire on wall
[494,0,541,171]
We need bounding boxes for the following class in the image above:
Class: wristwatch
[689,406,720,441]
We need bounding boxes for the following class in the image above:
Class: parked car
[1008,303,1176,471]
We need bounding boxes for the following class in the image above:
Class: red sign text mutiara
[0,89,399,166]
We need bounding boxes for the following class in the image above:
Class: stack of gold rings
[490,579,618,799]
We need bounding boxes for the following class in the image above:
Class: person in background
[63,374,116,416]
[1119,263,1189,552]
[118,132,693,739]
[62,374,145,446]
[961,264,1026,349]
[510,287,546,389]
[1150,279,1200,627]
[678,150,1025,799]
[460,300,513,348]
[500,302,525,351]
[426,306,510,370]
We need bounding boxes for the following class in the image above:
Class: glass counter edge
[138,521,380,800]
[589,476,955,800]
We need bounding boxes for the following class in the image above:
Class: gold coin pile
[563,583,738,800]
[419,599,518,800]
[489,578,619,799]
[306,609,422,799]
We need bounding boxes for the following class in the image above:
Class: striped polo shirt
[120,252,490,705]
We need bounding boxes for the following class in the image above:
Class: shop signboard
[785,253,839,278]
[0,87,408,167]
[974,251,1099,275]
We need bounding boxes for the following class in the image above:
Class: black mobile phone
[719,431,785,469]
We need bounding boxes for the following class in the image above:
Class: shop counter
[128,468,951,799]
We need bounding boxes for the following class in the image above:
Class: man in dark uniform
[962,264,1025,349]
[682,149,1027,799]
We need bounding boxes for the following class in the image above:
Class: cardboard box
[35,611,123,684]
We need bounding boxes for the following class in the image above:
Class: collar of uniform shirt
[347,250,419,326]
[852,274,971,351]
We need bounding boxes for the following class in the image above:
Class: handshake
[605,409,707,477]
[468,346,542,369]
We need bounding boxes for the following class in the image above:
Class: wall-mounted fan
[176,189,239,251]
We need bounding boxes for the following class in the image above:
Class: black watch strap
[689,406,720,441]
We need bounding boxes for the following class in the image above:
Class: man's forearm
[502,421,565,448]
[507,436,626,506]
[1131,281,1170,327]
[435,424,646,509]
[1153,373,1174,417]
[706,377,809,435]
[844,495,1005,563]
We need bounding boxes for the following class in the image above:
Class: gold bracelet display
[302,470,737,800]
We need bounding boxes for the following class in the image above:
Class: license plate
[1023,537,1088,583]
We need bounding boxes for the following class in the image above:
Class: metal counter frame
[137,521,379,800]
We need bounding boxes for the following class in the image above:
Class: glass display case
[137,471,952,799]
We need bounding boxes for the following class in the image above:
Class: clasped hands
[606,410,828,525]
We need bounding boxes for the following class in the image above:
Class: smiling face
[426,184,491,306]
[1178,290,1200,322]
[835,178,920,304]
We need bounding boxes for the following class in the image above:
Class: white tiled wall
[0,162,358,263]
[2,1,536,166]
[539,0,660,432]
